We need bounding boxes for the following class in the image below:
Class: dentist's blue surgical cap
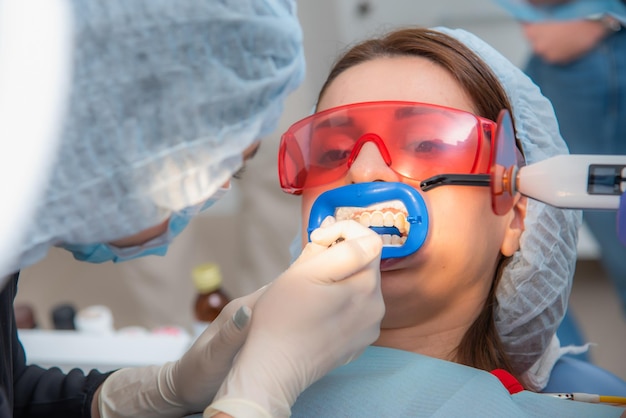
[6,0,304,276]
[436,27,582,391]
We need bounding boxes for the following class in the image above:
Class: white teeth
[381,234,407,246]
[370,211,384,225]
[395,213,407,234]
[359,212,370,227]
[335,207,354,220]
[333,200,411,243]
[358,212,372,227]
[383,212,395,227]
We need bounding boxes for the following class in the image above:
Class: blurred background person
[494,0,626,365]
[494,1,626,325]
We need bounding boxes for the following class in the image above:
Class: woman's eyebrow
[314,116,355,131]
[394,106,457,122]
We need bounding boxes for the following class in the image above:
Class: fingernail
[233,306,251,330]
[320,216,336,227]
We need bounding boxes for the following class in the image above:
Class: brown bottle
[192,263,230,338]
[14,303,37,329]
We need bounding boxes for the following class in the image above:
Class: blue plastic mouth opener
[307,182,429,259]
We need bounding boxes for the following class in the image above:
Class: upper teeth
[334,200,410,238]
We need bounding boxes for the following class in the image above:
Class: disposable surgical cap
[435,27,582,389]
[6,0,304,277]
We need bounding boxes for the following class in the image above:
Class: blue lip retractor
[307,182,429,259]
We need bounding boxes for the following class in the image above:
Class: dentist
[0,1,384,417]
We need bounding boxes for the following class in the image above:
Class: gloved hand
[97,287,266,417]
[205,218,384,418]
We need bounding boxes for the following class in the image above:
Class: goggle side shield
[491,109,522,215]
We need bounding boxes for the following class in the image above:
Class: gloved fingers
[310,219,380,247]
[292,240,327,264]
[204,285,267,332]
[200,305,251,363]
[319,215,336,228]
[343,346,368,365]
[174,306,251,392]
[99,365,189,417]
[206,221,385,416]
[301,221,383,283]
[170,288,268,410]
[296,218,381,266]
[291,216,337,264]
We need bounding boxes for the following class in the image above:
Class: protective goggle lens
[279,102,524,216]
[279,101,494,194]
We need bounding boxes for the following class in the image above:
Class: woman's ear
[500,195,528,257]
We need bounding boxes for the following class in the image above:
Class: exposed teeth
[395,212,406,232]
[334,200,410,238]
[382,234,392,245]
[335,207,355,220]
[370,211,384,225]
[381,234,407,246]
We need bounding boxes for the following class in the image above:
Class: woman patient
[277,27,625,417]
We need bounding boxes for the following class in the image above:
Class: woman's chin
[380,255,407,271]
[379,248,425,272]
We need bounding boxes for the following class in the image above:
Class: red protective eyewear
[278,101,523,215]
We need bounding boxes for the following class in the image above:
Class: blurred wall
[17,0,533,332]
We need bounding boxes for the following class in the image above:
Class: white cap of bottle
[74,305,115,334]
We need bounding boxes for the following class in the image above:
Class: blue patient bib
[291,346,623,417]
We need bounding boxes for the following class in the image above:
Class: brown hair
[318,27,518,378]
[318,28,511,124]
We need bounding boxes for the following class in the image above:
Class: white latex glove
[205,218,384,418]
[98,287,266,417]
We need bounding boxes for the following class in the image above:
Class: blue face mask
[61,186,230,263]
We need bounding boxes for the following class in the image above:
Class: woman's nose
[347,141,399,183]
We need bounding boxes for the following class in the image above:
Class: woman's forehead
[318,56,476,115]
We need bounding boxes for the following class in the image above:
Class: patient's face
[302,57,520,332]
